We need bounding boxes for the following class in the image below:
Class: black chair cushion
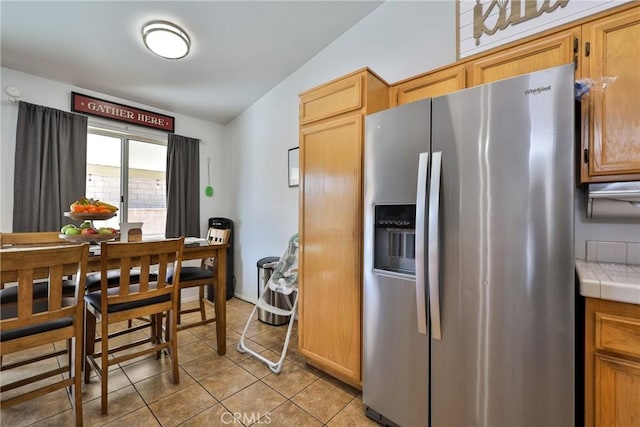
[84,285,170,314]
[0,299,74,342]
[85,270,158,292]
[167,266,212,283]
[0,280,76,303]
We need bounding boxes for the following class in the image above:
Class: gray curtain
[165,134,200,237]
[13,101,88,232]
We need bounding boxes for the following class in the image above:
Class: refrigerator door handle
[428,151,442,340]
[415,152,429,335]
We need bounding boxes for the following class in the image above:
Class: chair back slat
[157,252,171,289]
[156,256,168,287]
[17,270,34,318]
[118,257,132,296]
[48,265,63,310]
[140,262,151,285]
[139,257,150,293]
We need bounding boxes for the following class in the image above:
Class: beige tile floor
[1,298,379,426]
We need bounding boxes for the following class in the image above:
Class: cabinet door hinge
[584,42,591,57]
[573,38,579,53]
[583,149,589,164]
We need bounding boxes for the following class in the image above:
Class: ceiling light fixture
[142,21,190,60]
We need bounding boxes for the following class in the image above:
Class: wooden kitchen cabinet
[585,298,640,427]
[467,27,580,87]
[391,26,579,105]
[580,6,640,182]
[390,65,466,107]
[299,73,363,125]
[298,69,388,388]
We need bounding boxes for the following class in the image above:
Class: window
[86,128,167,238]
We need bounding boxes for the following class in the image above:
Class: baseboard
[233,293,256,304]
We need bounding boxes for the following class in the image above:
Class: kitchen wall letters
[458,0,632,58]
[71,92,175,132]
[473,0,569,46]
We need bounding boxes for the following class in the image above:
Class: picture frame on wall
[288,147,299,188]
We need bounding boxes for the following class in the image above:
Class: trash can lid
[257,256,280,267]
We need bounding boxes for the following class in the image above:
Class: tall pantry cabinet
[298,69,388,387]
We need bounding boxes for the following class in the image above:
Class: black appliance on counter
[208,217,235,301]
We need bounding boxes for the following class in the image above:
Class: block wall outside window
[86,165,166,236]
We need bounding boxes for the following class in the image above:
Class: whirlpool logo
[525,85,551,95]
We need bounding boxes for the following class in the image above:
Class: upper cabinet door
[467,27,580,86]
[299,74,363,125]
[581,7,640,182]
[391,65,466,107]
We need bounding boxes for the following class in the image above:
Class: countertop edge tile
[579,278,601,299]
[576,259,640,305]
[600,281,640,306]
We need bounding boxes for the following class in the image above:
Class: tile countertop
[575,259,640,305]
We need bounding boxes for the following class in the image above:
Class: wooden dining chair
[169,227,230,331]
[0,232,77,298]
[84,238,184,415]
[0,243,89,426]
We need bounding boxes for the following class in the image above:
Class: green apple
[61,224,75,233]
[65,227,81,235]
[98,227,112,235]
[80,221,92,229]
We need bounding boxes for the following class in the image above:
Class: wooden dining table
[1,238,230,355]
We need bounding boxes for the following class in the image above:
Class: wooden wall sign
[71,92,175,132]
[458,0,633,59]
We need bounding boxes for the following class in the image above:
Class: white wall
[226,1,458,301]
[0,67,229,237]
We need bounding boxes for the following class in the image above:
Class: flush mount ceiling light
[142,21,190,60]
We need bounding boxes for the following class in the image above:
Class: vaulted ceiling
[1,1,383,124]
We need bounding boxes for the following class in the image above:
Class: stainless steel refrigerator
[363,64,575,427]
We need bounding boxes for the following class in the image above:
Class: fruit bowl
[58,233,120,244]
[64,212,116,221]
